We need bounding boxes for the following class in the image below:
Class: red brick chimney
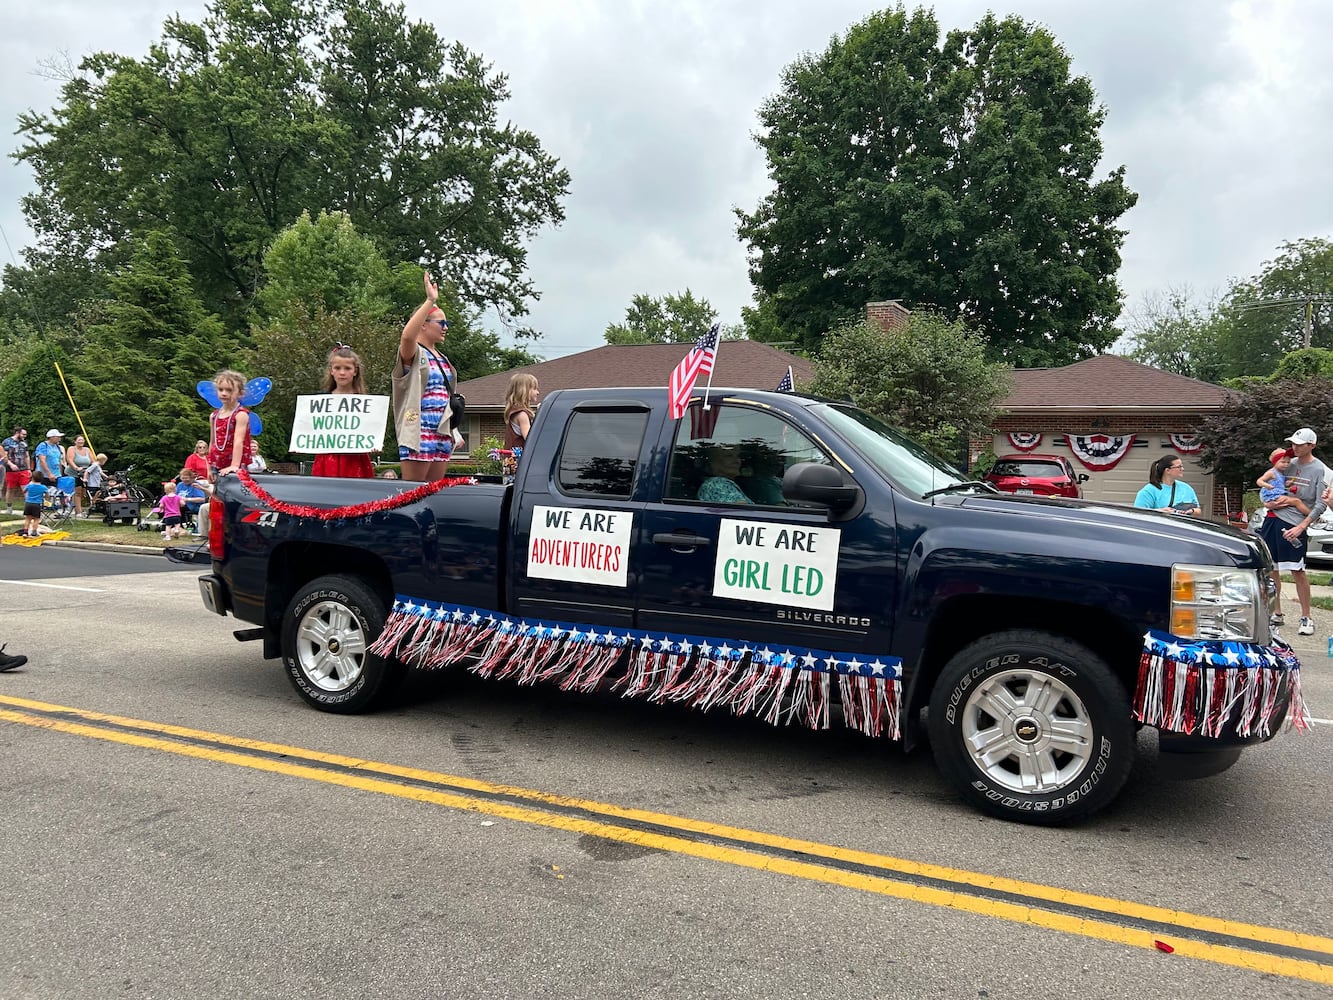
[866,300,911,331]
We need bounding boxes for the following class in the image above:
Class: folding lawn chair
[40,476,77,530]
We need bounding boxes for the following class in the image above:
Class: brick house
[455,340,814,453]
[987,354,1238,516]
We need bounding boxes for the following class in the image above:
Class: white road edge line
[0,579,104,593]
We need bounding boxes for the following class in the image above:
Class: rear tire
[927,630,1134,825]
[280,575,400,714]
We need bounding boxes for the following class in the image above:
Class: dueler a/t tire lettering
[927,629,1134,825]
[280,574,398,714]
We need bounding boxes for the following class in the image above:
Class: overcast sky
[2,0,1330,358]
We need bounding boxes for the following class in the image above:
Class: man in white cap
[33,429,64,486]
[1258,427,1327,636]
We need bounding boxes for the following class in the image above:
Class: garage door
[991,435,1213,512]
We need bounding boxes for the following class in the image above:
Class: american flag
[689,403,721,440]
[775,366,794,393]
[668,324,720,420]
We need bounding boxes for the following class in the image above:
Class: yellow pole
[52,361,94,455]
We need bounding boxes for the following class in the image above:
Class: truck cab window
[665,403,830,506]
[556,409,648,498]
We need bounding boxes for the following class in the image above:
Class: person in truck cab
[697,446,754,504]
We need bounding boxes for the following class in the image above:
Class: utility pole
[1237,294,1333,349]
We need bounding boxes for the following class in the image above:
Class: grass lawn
[1281,571,1333,586]
[1,514,194,549]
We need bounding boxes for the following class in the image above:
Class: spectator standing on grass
[1258,427,1328,637]
[1132,456,1200,515]
[33,429,63,486]
[21,477,46,538]
[3,427,30,513]
[63,434,94,517]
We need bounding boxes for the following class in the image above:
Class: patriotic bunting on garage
[1168,433,1203,454]
[1136,630,1309,738]
[369,598,904,739]
[1066,433,1137,470]
[1006,432,1042,451]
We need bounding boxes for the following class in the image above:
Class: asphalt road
[0,545,1329,999]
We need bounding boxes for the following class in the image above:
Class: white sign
[713,518,841,611]
[289,395,389,454]
[527,505,633,588]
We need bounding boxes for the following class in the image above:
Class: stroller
[39,476,78,530]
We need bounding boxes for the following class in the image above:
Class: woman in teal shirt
[1133,456,1200,515]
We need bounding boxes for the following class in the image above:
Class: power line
[1235,294,1333,349]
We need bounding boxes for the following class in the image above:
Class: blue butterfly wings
[196,377,272,437]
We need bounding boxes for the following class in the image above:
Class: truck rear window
[556,409,649,498]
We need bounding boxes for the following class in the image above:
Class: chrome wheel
[294,598,369,693]
[959,668,1093,794]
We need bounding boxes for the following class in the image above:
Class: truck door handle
[652,531,712,549]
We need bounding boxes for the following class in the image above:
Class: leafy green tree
[0,344,78,444]
[15,0,570,330]
[1206,239,1333,381]
[67,231,229,485]
[736,7,1136,364]
[1124,287,1226,382]
[604,290,722,345]
[807,311,1010,457]
[1197,377,1333,486]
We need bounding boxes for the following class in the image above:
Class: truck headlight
[1170,565,1264,641]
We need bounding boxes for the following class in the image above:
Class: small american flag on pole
[775,366,794,393]
[667,324,720,420]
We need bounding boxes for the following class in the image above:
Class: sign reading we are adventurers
[289,395,389,454]
[527,505,632,588]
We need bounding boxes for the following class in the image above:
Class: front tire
[281,575,399,714]
[927,630,1134,825]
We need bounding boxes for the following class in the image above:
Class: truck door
[509,402,650,628]
[635,400,895,655]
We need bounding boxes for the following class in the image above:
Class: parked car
[1249,507,1333,565]
[983,454,1088,498]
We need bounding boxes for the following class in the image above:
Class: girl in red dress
[311,345,374,479]
[208,369,253,479]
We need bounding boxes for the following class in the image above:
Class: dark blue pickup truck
[198,387,1306,824]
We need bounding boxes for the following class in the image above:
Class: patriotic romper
[400,349,453,463]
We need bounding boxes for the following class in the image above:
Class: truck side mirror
[783,462,861,513]
[1078,473,1090,483]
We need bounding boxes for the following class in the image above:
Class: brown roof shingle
[1003,355,1234,411]
[458,341,814,408]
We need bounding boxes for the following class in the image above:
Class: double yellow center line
[3,693,1330,985]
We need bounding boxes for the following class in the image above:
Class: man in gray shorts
[1259,427,1328,636]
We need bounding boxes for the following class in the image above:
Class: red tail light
[209,501,225,559]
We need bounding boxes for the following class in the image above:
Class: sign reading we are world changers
[289,395,389,454]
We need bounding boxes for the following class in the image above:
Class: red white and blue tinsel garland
[235,469,475,520]
[368,598,904,739]
[1136,630,1310,738]
[1006,432,1042,452]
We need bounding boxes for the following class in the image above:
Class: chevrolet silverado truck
[197,387,1306,824]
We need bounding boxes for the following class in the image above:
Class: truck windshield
[816,403,970,498]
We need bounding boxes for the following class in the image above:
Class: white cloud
[1,0,1331,358]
